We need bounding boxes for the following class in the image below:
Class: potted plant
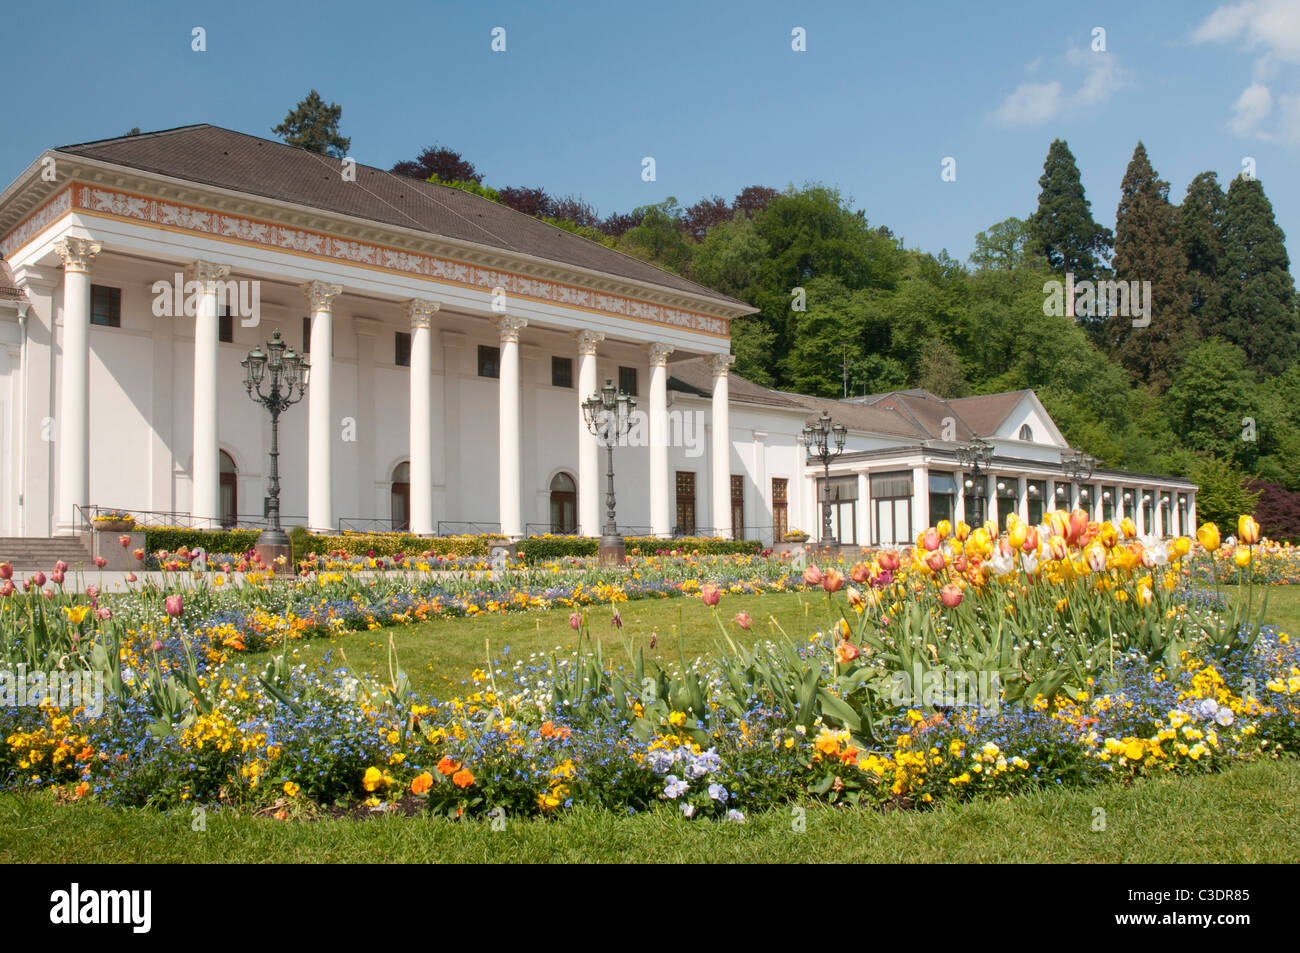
[92,509,136,532]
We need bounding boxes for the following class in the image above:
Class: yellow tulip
[1120,517,1136,539]
[1238,515,1260,545]
[936,519,951,539]
[1196,523,1220,552]
[1172,536,1191,558]
[63,605,90,626]
[954,521,971,541]
[1233,547,1252,568]
[1008,522,1028,550]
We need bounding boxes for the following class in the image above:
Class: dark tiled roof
[669,365,1033,442]
[53,125,749,308]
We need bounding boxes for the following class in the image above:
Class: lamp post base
[255,528,292,573]
[598,535,626,567]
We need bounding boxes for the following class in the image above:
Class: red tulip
[1021,527,1039,553]
[133,548,145,562]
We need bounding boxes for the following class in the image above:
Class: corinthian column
[189,260,231,528]
[301,281,342,532]
[708,353,735,539]
[497,315,528,538]
[648,342,674,537]
[406,298,440,535]
[54,237,101,533]
[575,330,604,537]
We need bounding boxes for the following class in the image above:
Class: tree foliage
[273,90,350,158]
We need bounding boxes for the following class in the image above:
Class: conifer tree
[1179,172,1228,339]
[273,90,351,158]
[1108,142,1192,389]
[1221,176,1299,377]
[1028,139,1113,282]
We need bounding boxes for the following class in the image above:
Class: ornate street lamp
[583,378,635,565]
[803,411,847,547]
[1061,448,1097,514]
[956,435,994,526]
[241,329,308,568]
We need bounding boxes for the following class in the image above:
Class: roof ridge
[55,123,212,152]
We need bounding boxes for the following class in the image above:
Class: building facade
[0,126,1196,545]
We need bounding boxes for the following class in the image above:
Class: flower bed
[1,514,1297,822]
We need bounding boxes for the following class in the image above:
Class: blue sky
[5,0,1299,263]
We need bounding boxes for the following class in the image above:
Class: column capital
[707,353,736,378]
[648,342,675,367]
[404,297,440,329]
[54,237,102,273]
[495,314,528,343]
[575,329,604,356]
[300,281,343,312]
[185,260,232,289]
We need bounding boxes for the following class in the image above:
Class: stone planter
[93,519,135,533]
[91,529,147,571]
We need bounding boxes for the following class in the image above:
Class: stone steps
[0,537,95,577]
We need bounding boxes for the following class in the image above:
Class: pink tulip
[925,550,946,573]
[94,556,107,569]
[569,611,582,631]
[54,560,68,573]
[0,562,11,580]
[734,612,752,630]
[50,570,65,585]
[700,584,722,607]
[0,580,13,597]
[611,609,623,629]
[921,529,941,551]
[878,551,901,573]
[940,584,964,608]
[133,548,146,562]
[802,565,823,587]
[125,573,138,583]
[96,607,112,621]
[150,640,164,652]
[164,595,184,618]
[849,562,870,584]
[822,569,845,593]
[119,534,131,548]
[42,589,54,599]
[1021,527,1039,554]
[31,572,46,587]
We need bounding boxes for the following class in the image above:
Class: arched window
[1018,424,1034,442]
[550,472,577,534]
[219,451,238,528]
[391,462,410,532]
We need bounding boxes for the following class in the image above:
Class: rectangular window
[618,365,638,397]
[478,345,500,379]
[1027,480,1046,525]
[772,477,789,542]
[395,331,412,367]
[302,316,312,353]
[90,285,121,328]
[675,471,696,536]
[1102,486,1117,523]
[218,307,234,344]
[552,356,573,388]
[870,471,911,546]
[730,475,745,540]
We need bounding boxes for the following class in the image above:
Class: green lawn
[251,588,836,697]
[3,759,1296,863]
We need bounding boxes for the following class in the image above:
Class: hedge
[289,528,494,558]
[143,528,261,556]
[517,535,760,563]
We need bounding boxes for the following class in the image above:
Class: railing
[74,505,309,535]
[337,517,404,534]
[436,520,502,537]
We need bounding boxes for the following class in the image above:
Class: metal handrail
[436,520,501,537]
[75,504,309,534]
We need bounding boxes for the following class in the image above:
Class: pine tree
[1107,142,1192,389]
[273,90,351,158]
[1179,172,1228,339]
[1028,139,1113,282]
[1221,176,1299,377]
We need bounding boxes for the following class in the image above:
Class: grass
[2,759,1296,863]
[249,588,835,697]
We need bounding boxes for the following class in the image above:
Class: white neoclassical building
[0,125,1195,547]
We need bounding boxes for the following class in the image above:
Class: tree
[1106,142,1193,389]
[1179,172,1228,339]
[915,337,968,397]
[497,185,552,217]
[732,185,778,219]
[549,195,601,230]
[273,90,350,158]
[391,145,480,183]
[1220,176,1299,377]
[1027,139,1113,282]
[969,217,1036,271]
[615,199,694,275]
[682,195,731,241]
[1246,480,1300,543]
[1188,456,1260,530]
[1164,339,1259,469]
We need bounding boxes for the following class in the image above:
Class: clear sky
[4,0,1298,263]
